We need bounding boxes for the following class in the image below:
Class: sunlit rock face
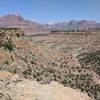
[0,79,92,100]
[0,14,47,35]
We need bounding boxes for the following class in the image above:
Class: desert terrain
[0,28,99,100]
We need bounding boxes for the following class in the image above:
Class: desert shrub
[23,68,32,75]
[3,39,15,51]
[5,60,9,65]
[61,79,68,85]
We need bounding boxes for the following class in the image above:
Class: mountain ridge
[0,14,48,35]
[0,14,100,34]
[45,20,100,30]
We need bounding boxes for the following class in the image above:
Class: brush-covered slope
[0,28,99,100]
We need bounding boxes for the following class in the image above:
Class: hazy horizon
[0,0,100,23]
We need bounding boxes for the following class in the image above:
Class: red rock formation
[0,14,48,35]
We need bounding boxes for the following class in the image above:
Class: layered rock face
[0,14,47,35]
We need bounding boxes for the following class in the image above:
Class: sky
[0,0,100,23]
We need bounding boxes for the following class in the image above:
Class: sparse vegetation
[0,28,100,100]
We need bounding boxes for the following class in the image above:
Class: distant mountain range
[45,20,100,30]
[0,14,100,35]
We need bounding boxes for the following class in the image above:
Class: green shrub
[3,39,15,51]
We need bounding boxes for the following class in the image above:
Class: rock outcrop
[0,79,92,100]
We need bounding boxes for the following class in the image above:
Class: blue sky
[0,0,100,23]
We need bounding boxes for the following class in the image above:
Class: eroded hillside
[0,28,99,100]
